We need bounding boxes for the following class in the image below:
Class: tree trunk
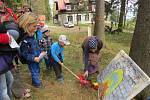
[77,13,79,26]
[94,0,105,44]
[124,0,129,27]
[45,0,51,20]
[129,0,150,99]
[118,0,126,32]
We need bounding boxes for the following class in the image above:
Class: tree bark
[129,0,150,99]
[118,0,126,32]
[45,0,51,20]
[94,0,105,44]
[124,0,129,27]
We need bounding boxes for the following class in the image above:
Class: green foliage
[110,11,119,22]
[125,17,136,31]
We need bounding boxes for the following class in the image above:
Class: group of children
[20,19,71,87]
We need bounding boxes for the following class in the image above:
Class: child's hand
[41,51,46,55]
[39,51,47,60]
[58,62,64,66]
[83,71,88,78]
[34,57,40,63]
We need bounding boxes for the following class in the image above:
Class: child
[41,25,53,69]
[82,36,103,80]
[49,35,70,83]
[18,12,46,88]
[34,24,43,48]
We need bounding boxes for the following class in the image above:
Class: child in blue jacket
[18,12,45,88]
[50,35,70,83]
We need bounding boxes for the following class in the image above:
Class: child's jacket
[82,36,103,74]
[20,36,40,63]
[50,42,64,63]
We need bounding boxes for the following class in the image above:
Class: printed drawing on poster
[97,50,150,100]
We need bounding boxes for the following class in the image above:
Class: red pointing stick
[61,65,90,85]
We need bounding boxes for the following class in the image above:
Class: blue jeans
[0,71,14,100]
[28,62,41,87]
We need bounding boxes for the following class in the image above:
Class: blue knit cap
[88,37,97,49]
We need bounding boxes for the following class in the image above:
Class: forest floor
[13,25,133,100]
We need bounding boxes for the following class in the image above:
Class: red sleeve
[0,33,9,44]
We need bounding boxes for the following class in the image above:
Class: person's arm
[82,37,93,77]
[83,46,89,78]
[84,49,89,71]
[60,48,64,62]
[0,33,10,44]
[58,49,64,66]
[51,44,60,63]
[82,37,90,71]
[82,45,89,73]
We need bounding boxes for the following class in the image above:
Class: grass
[101,32,132,68]
[14,27,133,100]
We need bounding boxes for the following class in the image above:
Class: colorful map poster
[97,50,150,100]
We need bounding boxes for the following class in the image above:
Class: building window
[55,2,58,10]
[66,5,71,11]
[68,16,73,22]
[85,14,89,21]
[77,15,81,21]
[92,5,96,12]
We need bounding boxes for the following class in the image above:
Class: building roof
[58,0,70,10]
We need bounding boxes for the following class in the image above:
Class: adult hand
[84,70,88,78]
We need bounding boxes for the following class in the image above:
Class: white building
[53,0,96,25]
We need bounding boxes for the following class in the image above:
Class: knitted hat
[88,37,97,49]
